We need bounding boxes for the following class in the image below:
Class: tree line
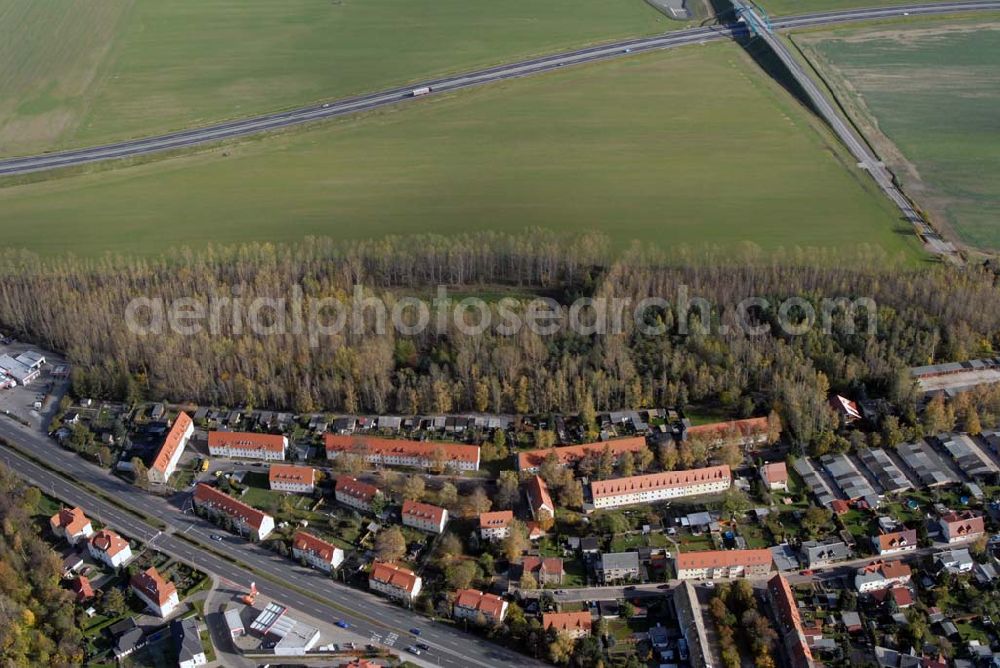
[1,231,999,453]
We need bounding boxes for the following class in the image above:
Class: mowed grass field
[0,0,677,156]
[758,0,938,18]
[796,22,1000,249]
[0,43,918,258]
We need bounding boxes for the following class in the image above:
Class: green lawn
[795,21,1000,250]
[0,0,676,156]
[0,43,917,258]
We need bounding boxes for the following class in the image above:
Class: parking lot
[0,340,69,428]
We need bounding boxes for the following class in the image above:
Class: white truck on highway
[411,86,432,97]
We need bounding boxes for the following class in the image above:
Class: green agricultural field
[0,0,676,156]
[758,0,937,18]
[0,43,918,258]
[795,21,1000,250]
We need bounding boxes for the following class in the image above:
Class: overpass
[732,0,960,260]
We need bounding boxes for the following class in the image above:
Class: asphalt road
[0,1,997,177]
[0,417,539,668]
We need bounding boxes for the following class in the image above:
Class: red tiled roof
[831,499,850,515]
[151,411,192,474]
[454,588,506,619]
[370,561,419,594]
[90,529,130,558]
[767,574,814,667]
[325,434,479,464]
[193,483,270,530]
[209,430,286,454]
[479,510,513,530]
[860,559,911,580]
[335,476,381,503]
[402,499,446,526]
[676,549,772,571]
[130,566,176,606]
[762,462,788,483]
[521,556,564,576]
[517,437,648,471]
[50,506,91,535]
[591,465,731,500]
[70,575,94,602]
[292,531,339,563]
[269,464,315,487]
[940,511,985,536]
[686,417,768,441]
[526,475,554,517]
[875,529,917,552]
[543,611,592,634]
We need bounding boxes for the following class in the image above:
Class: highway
[0,417,540,668]
[0,1,997,177]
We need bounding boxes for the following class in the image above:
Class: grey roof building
[935,434,998,480]
[596,551,640,584]
[858,448,912,494]
[896,441,957,487]
[172,618,206,668]
[820,454,880,507]
[801,539,851,568]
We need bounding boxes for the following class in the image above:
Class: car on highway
[210,534,224,542]
[416,642,431,651]
[406,646,422,656]
[335,620,349,629]
[410,628,421,636]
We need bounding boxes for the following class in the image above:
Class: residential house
[938,510,985,544]
[130,566,179,618]
[800,539,851,568]
[453,589,508,624]
[147,411,194,484]
[761,462,790,491]
[369,562,422,602]
[69,575,95,603]
[767,573,816,668]
[526,475,554,521]
[674,549,772,580]
[596,552,641,584]
[110,619,146,660]
[590,466,732,510]
[516,437,648,473]
[873,528,917,556]
[854,560,912,593]
[831,395,862,424]
[268,464,316,494]
[292,531,344,572]
[173,617,207,668]
[580,536,601,555]
[520,556,564,586]
[334,476,383,513]
[49,506,94,545]
[543,611,592,639]
[193,483,274,540]
[401,500,448,534]
[479,510,514,542]
[88,529,132,568]
[208,431,287,461]
[936,548,974,574]
[325,434,480,472]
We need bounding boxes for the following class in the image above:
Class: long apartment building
[675,549,773,580]
[193,483,274,540]
[334,476,383,513]
[292,531,344,572]
[148,411,194,484]
[208,431,287,461]
[268,464,316,494]
[401,499,448,534]
[590,465,732,509]
[517,437,649,473]
[767,573,816,668]
[325,434,480,472]
[369,562,422,602]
